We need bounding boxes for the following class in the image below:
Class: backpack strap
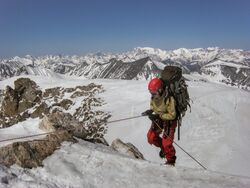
[163,90,172,104]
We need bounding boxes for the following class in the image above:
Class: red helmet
[148,78,163,93]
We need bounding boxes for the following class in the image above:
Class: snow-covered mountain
[1,47,250,89]
[0,75,250,187]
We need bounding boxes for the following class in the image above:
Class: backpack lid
[161,66,182,82]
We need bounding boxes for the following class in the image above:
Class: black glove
[141,109,153,116]
[148,113,159,121]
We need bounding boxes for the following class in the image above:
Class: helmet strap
[158,88,164,96]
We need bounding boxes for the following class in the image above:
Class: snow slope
[100,74,250,177]
[0,118,45,148]
[1,140,249,188]
[0,74,250,187]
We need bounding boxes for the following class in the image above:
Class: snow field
[0,74,250,187]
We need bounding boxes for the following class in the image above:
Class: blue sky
[0,0,249,58]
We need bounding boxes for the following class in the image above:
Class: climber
[142,78,177,166]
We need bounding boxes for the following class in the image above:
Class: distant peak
[207,47,220,50]
[135,47,155,50]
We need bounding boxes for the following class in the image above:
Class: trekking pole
[153,119,207,170]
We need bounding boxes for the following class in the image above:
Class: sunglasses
[150,92,158,96]
[150,89,162,96]
[150,88,167,96]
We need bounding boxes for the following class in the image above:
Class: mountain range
[1,47,250,90]
[1,75,250,187]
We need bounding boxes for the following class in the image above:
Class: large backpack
[160,66,191,140]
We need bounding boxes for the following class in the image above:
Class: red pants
[147,119,177,162]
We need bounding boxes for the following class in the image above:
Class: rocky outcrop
[0,78,111,168]
[38,115,57,132]
[1,78,42,118]
[0,130,75,168]
[111,138,144,160]
[39,111,109,144]
[0,78,44,127]
[0,78,110,131]
[1,86,19,116]
[39,111,87,139]
[0,109,109,169]
[15,79,42,113]
[30,102,49,119]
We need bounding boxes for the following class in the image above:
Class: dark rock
[76,83,102,91]
[54,99,73,110]
[70,91,88,98]
[0,131,75,168]
[1,86,19,116]
[14,78,37,93]
[111,138,144,160]
[0,78,43,115]
[30,102,50,118]
[18,100,34,113]
[84,137,109,146]
[43,87,62,98]
[39,111,109,145]
[0,78,47,127]
[64,87,75,93]
[14,78,42,113]
[39,115,56,132]
[39,111,88,139]
[0,89,4,104]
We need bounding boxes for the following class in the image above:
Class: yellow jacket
[150,95,176,121]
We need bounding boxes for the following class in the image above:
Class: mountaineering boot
[159,149,165,158]
[165,161,175,166]
[165,156,176,166]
